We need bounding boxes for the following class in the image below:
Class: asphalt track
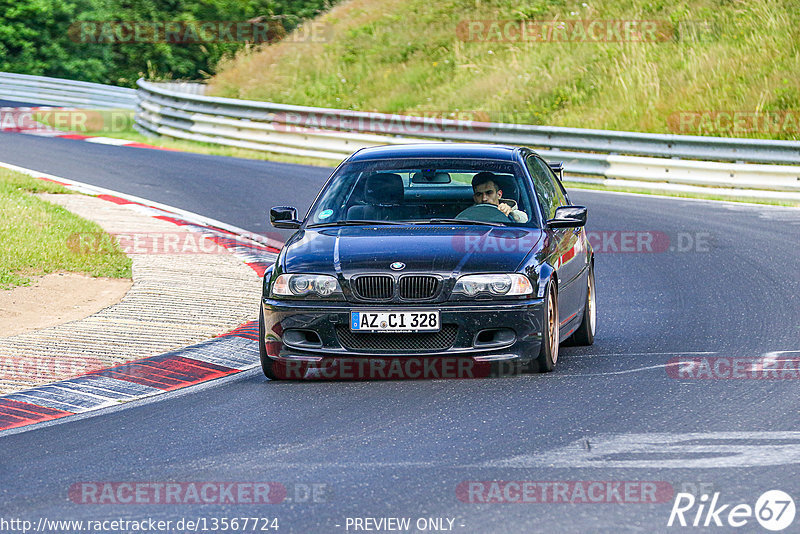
[1,131,799,533]
[0,99,43,107]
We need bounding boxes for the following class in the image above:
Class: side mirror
[270,206,301,229]
[548,161,565,182]
[547,205,587,228]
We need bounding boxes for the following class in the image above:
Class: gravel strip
[0,193,262,394]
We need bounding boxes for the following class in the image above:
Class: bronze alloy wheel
[571,264,596,346]
[588,268,596,337]
[549,283,559,365]
[536,282,559,372]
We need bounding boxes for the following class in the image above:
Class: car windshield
[306,158,538,228]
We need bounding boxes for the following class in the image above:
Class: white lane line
[556,363,681,377]
[0,160,284,250]
[568,351,717,358]
[560,351,800,376]
[83,136,137,146]
[558,352,715,377]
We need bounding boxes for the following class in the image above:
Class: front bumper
[261,297,545,364]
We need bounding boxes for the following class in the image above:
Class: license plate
[350,310,440,332]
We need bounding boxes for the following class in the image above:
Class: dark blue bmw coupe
[259,144,595,379]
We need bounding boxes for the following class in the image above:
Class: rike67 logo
[668,490,795,531]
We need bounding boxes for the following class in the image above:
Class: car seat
[346,173,404,220]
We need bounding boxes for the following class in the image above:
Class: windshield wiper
[413,218,506,227]
[307,220,407,228]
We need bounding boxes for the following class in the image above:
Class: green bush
[0,0,337,86]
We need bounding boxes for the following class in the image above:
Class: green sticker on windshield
[319,209,334,219]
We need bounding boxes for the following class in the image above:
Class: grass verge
[0,168,132,290]
[208,0,800,141]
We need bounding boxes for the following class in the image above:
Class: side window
[526,155,562,219]
[550,168,569,207]
[551,168,571,205]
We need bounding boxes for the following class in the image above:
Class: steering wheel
[455,203,514,223]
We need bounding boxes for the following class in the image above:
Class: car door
[525,155,585,331]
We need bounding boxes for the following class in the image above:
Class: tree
[0,0,334,86]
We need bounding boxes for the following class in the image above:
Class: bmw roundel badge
[390,262,405,271]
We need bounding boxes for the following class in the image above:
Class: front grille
[336,324,458,352]
[399,275,439,300]
[351,275,394,300]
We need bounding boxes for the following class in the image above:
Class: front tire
[259,307,281,380]
[535,282,559,372]
[571,263,596,346]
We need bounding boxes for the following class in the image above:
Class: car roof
[346,143,521,162]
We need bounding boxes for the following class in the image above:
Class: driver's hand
[497,203,512,215]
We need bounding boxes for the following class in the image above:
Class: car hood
[282,225,542,277]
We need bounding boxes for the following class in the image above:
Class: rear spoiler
[547,161,564,182]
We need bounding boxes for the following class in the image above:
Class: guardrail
[1,72,797,200]
[0,72,136,109]
[135,79,800,199]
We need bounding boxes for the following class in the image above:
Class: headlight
[271,274,343,298]
[452,274,532,297]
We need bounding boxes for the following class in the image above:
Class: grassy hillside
[208,0,800,139]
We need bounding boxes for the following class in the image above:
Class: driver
[471,172,529,223]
